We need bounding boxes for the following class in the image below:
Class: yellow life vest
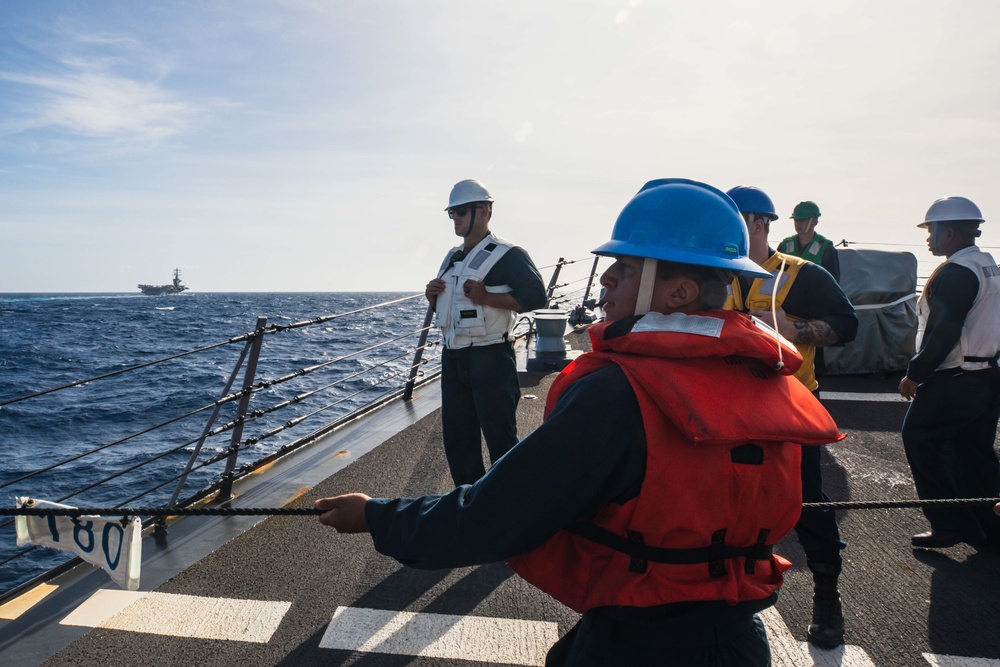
[726,252,818,391]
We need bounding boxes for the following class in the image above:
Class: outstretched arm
[314,365,645,570]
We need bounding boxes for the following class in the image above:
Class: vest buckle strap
[963,353,1000,368]
[708,529,727,579]
[566,523,776,569]
[744,529,771,575]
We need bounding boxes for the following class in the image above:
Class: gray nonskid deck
[6,362,1000,666]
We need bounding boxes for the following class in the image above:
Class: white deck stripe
[50,592,1000,664]
[319,606,558,666]
[924,654,1000,666]
[820,391,909,402]
[60,590,148,627]
[760,607,877,667]
[59,589,290,643]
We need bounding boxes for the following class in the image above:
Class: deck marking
[0,583,59,620]
[819,391,909,403]
[760,607,877,667]
[319,606,558,666]
[60,590,148,627]
[924,655,1000,666]
[60,590,290,643]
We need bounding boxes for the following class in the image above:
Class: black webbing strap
[964,354,1000,367]
[567,523,774,578]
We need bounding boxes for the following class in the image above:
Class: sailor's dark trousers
[902,366,1000,542]
[440,341,520,486]
[794,391,847,568]
[544,612,771,667]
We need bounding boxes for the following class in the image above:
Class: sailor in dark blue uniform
[725,185,858,649]
[425,179,546,486]
[900,196,1000,549]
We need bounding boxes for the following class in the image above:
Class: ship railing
[536,255,605,326]
[0,293,445,600]
[403,256,602,398]
[837,239,1000,295]
[0,272,600,601]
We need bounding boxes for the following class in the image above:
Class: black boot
[807,561,844,648]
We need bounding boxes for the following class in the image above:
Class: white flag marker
[15,497,141,590]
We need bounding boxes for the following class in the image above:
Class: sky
[1,0,998,292]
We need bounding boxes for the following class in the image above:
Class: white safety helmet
[919,196,985,228]
[446,179,494,210]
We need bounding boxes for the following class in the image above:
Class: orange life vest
[508,310,843,613]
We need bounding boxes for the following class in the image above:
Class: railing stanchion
[569,256,602,325]
[545,258,565,306]
[580,256,600,307]
[217,316,268,504]
[404,303,435,400]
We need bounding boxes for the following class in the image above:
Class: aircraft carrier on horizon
[138,269,188,296]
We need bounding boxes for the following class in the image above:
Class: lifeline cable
[2,498,999,518]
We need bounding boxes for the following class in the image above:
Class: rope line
[838,239,1000,251]
[800,497,1000,510]
[3,497,998,518]
[2,507,322,517]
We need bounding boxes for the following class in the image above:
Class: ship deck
[1,329,998,667]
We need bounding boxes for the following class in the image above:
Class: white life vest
[435,233,516,348]
[917,246,1000,372]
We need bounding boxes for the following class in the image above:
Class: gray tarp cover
[823,248,918,375]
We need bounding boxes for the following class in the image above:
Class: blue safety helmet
[593,178,770,279]
[725,185,779,222]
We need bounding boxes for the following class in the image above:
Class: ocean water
[0,292,432,595]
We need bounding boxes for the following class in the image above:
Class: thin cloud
[0,57,203,148]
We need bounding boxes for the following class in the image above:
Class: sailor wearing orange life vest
[316,179,843,666]
[724,185,858,649]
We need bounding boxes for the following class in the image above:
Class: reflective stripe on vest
[780,234,831,266]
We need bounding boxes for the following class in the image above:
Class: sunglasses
[447,204,476,219]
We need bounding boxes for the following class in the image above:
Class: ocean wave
[0,291,427,593]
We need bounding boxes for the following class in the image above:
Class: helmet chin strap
[463,205,478,237]
[633,258,658,316]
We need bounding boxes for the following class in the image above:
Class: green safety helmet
[791,201,821,219]
[593,178,770,278]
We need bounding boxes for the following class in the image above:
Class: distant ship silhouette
[138,269,188,296]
